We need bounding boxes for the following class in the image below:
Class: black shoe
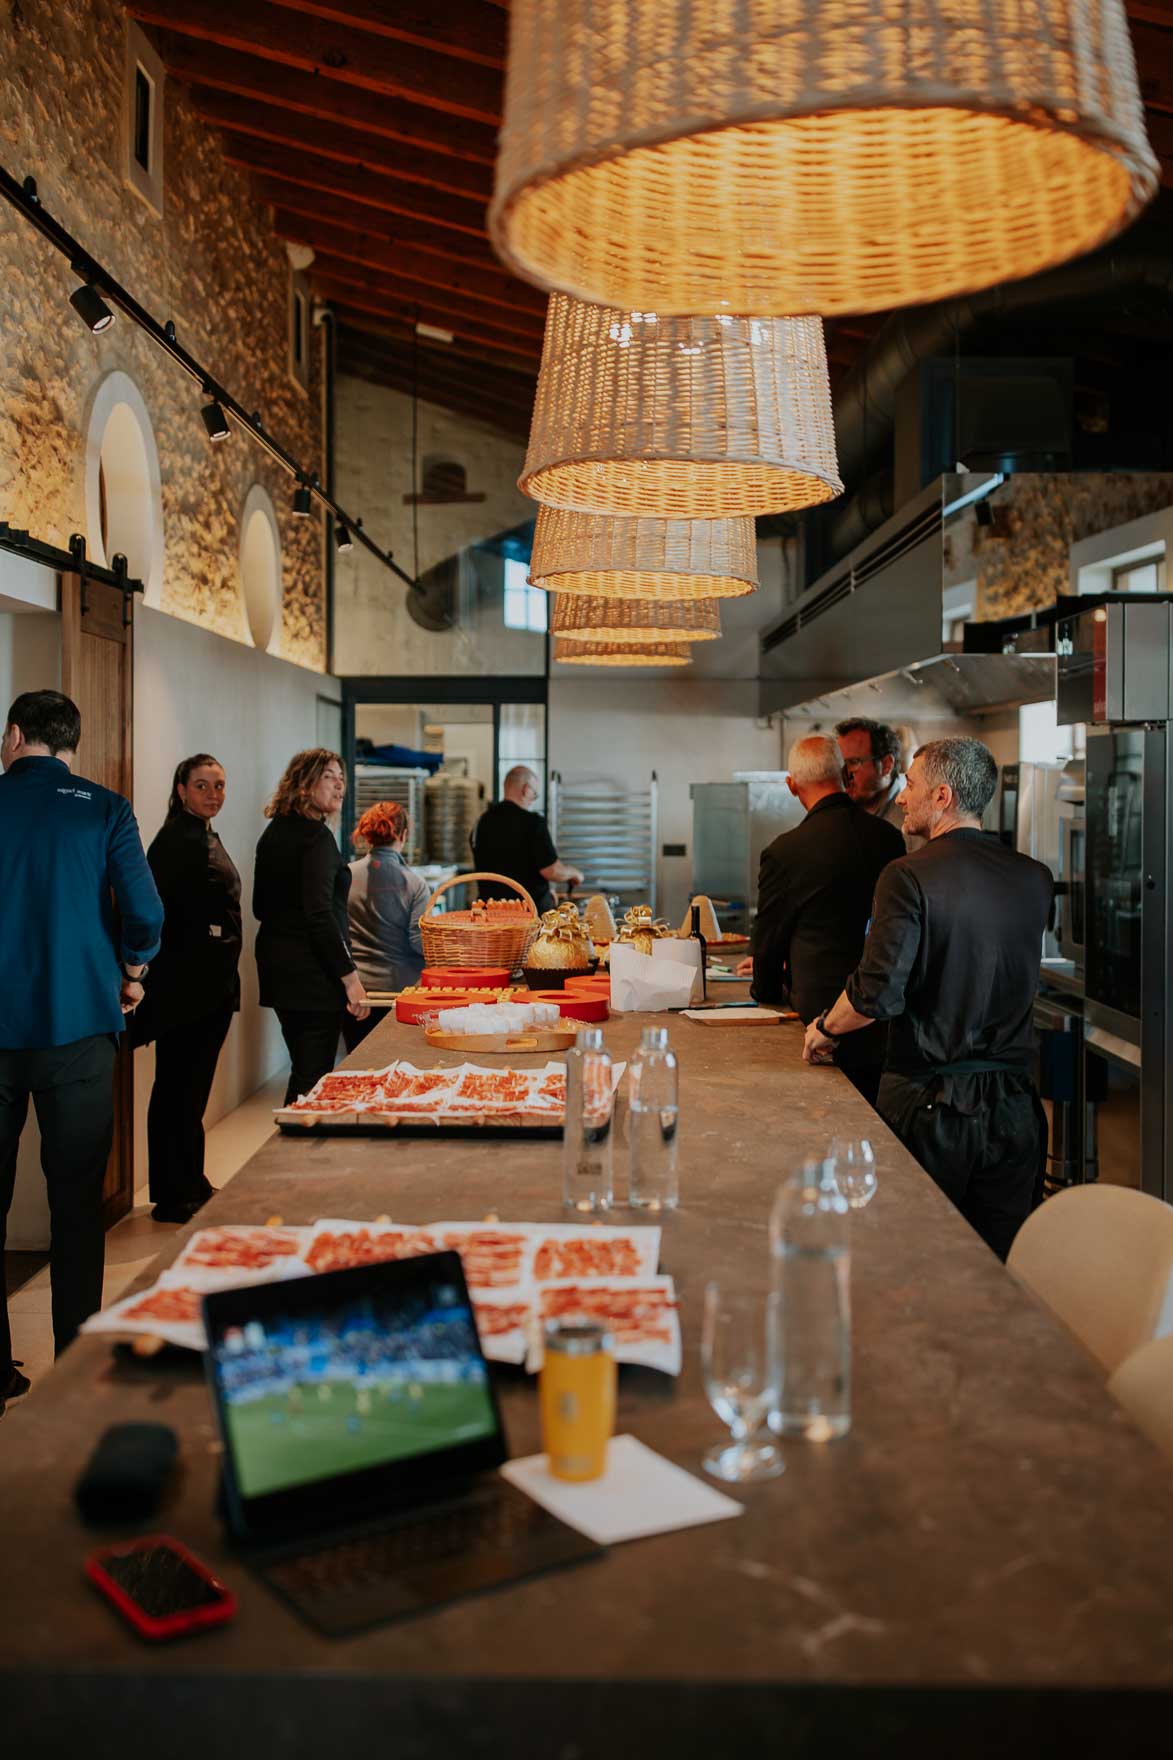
[0,1361,31,1418]
[150,1200,202,1225]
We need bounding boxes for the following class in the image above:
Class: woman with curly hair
[253,749,370,1104]
[344,800,429,1052]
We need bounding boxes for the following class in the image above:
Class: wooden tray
[423,1026,577,1053]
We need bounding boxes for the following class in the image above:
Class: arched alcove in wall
[238,483,283,654]
[83,370,165,605]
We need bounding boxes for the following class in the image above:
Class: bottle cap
[544,1318,612,1356]
[640,1025,670,1051]
[577,1025,604,1050]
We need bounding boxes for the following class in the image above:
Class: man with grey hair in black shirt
[802,736,1053,1259]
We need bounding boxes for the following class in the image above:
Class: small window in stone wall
[124,22,164,216]
[290,276,310,393]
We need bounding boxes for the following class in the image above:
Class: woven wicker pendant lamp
[554,638,691,666]
[490,0,1158,317]
[552,590,720,645]
[521,297,841,517]
[530,507,757,603]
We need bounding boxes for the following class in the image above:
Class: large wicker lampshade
[521,298,841,517]
[554,638,691,667]
[552,591,720,645]
[490,0,1158,317]
[530,507,757,603]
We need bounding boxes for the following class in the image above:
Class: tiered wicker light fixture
[552,591,720,645]
[490,0,1158,317]
[521,297,841,517]
[554,638,691,666]
[530,508,757,603]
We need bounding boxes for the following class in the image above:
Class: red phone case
[86,1534,237,1641]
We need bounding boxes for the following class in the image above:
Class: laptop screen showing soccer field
[206,1255,500,1503]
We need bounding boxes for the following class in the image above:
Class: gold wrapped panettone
[616,905,673,958]
[523,903,595,989]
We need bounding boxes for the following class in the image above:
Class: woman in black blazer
[140,754,242,1223]
[254,748,370,1105]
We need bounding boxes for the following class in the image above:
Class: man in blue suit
[0,690,163,1414]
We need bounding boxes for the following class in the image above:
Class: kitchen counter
[4,1008,1173,1755]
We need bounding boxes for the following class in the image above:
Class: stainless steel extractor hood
[779,651,1056,727]
[758,473,1054,720]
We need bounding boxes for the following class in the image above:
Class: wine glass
[701,1282,784,1483]
[829,1137,878,1210]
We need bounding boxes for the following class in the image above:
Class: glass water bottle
[562,1026,614,1213]
[768,1156,851,1439]
[628,1025,680,1210]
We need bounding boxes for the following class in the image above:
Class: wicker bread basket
[419,871,539,971]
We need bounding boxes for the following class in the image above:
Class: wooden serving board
[681,1006,784,1025]
[423,1026,577,1053]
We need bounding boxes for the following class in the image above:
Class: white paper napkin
[501,1434,744,1543]
[609,944,696,1013]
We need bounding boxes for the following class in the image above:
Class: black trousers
[341,1007,390,1056]
[878,1069,1048,1262]
[147,1003,235,1208]
[0,1034,116,1369]
[276,1008,344,1105]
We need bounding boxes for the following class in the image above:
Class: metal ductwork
[833,251,1173,493]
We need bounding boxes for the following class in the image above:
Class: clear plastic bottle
[561,1026,614,1213]
[628,1025,679,1210]
[768,1156,851,1440]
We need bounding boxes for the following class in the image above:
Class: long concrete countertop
[5,1007,1173,1754]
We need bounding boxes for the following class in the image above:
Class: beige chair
[1007,1185,1173,1375]
[1108,1337,1173,1465]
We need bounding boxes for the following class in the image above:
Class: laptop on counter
[203,1252,601,1637]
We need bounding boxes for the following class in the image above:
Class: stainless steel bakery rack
[549,771,658,914]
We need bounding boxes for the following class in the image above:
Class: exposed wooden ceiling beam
[313,274,540,361]
[128,0,502,124]
[340,357,531,438]
[260,181,500,263]
[261,0,505,69]
[1134,21,1173,112]
[192,88,492,201]
[222,134,488,237]
[152,31,497,162]
[337,328,536,403]
[1128,1,1173,28]
[274,211,544,315]
[312,253,544,342]
[335,309,533,372]
[339,360,533,427]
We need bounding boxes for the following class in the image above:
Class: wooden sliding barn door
[60,571,137,1227]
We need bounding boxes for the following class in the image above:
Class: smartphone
[86,1535,237,1641]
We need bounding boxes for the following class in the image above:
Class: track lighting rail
[0,163,419,594]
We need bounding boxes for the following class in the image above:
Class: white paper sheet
[609,944,696,1013]
[651,937,704,1004]
[501,1434,744,1543]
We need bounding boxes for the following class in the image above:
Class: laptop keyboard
[255,1485,589,1636]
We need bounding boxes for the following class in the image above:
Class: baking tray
[276,1117,563,1139]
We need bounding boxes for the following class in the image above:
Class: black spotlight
[292,483,313,517]
[200,398,230,443]
[70,283,115,333]
[335,523,354,553]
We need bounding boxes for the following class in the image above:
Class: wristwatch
[121,962,149,981]
[815,1010,839,1043]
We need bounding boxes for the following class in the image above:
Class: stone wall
[0,0,326,666]
[943,472,1173,620]
[333,373,541,677]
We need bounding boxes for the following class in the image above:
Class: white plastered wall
[131,604,340,1186]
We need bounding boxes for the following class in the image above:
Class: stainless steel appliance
[1057,597,1173,1199]
[690,774,806,934]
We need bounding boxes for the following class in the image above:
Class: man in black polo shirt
[471,766,582,915]
[803,737,1053,1260]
